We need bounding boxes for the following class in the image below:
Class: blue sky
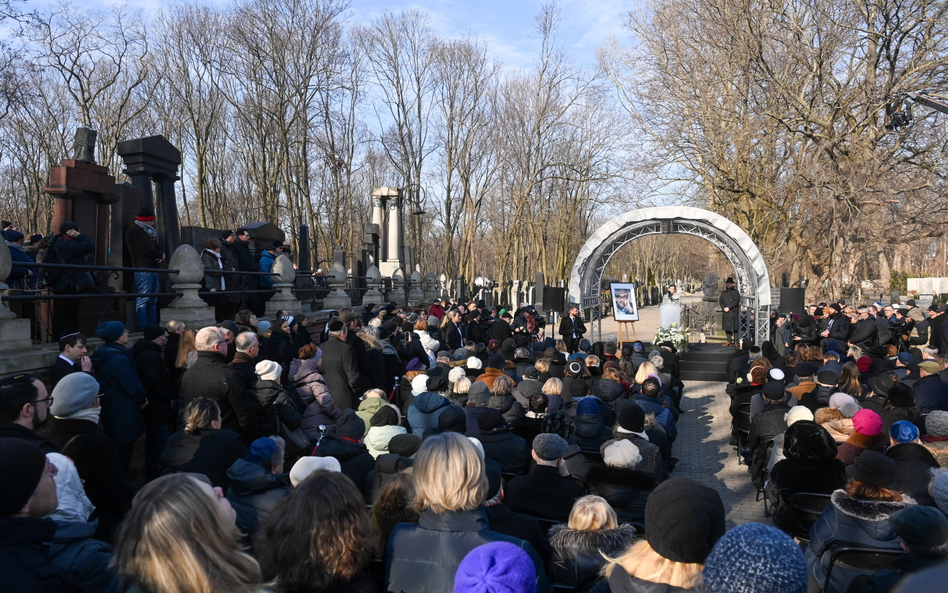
[29,0,634,70]
[348,0,633,69]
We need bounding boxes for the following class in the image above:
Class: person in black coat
[0,439,83,593]
[225,437,291,539]
[132,324,174,481]
[478,409,530,476]
[719,277,741,345]
[46,222,95,338]
[506,433,586,522]
[45,372,136,543]
[248,361,303,437]
[159,397,247,489]
[443,310,465,350]
[179,327,258,443]
[746,381,791,489]
[312,410,375,499]
[586,439,657,524]
[51,332,92,389]
[768,421,848,534]
[911,363,948,413]
[823,304,852,345]
[849,307,878,350]
[384,432,549,593]
[558,305,586,354]
[320,320,362,411]
[483,463,550,565]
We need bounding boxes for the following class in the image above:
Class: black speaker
[543,287,567,313]
[780,287,806,316]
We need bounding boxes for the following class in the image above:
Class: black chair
[821,546,904,593]
[736,402,751,465]
[580,449,604,467]
[789,492,833,544]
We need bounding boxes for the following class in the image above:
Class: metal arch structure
[568,206,772,345]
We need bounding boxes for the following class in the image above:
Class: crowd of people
[730,297,948,592]
[2,293,948,593]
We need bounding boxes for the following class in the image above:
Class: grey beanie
[468,381,491,405]
[532,433,568,461]
[50,372,100,418]
[704,523,807,593]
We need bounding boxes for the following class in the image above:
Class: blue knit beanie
[576,397,600,416]
[95,321,126,343]
[455,541,536,593]
[890,420,920,443]
[246,438,277,464]
[704,523,807,593]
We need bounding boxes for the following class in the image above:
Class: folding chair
[822,546,904,593]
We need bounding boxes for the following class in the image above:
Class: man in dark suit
[51,332,92,388]
[505,433,585,522]
[320,319,362,411]
[558,305,586,354]
[719,277,741,346]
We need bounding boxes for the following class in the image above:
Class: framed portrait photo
[611,283,639,321]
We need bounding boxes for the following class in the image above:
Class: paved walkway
[672,379,768,528]
[586,294,705,344]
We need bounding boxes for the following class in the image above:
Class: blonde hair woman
[549,496,638,589]
[114,473,271,593]
[384,432,547,593]
[634,361,657,386]
[602,478,725,592]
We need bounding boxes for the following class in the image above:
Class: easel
[617,320,638,344]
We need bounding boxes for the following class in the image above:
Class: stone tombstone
[425,272,438,302]
[323,246,352,310]
[409,265,424,305]
[703,271,720,301]
[266,254,302,317]
[116,135,182,254]
[0,238,30,349]
[391,268,406,307]
[438,273,448,299]
[364,263,384,303]
[164,244,217,329]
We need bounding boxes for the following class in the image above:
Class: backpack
[523,312,537,335]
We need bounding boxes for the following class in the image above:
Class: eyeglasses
[32,395,54,406]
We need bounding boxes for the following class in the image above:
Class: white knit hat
[785,406,814,426]
[603,439,641,468]
[289,456,341,486]
[255,360,282,382]
[411,374,430,393]
[467,357,483,370]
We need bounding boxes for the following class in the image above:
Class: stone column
[380,187,404,278]
[163,244,217,329]
[322,246,352,310]
[371,191,387,261]
[266,255,303,317]
[438,273,448,300]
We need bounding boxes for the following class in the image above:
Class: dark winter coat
[125,223,163,268]
[634,394,677,441]
[291,358,341,438]
[827,313,853,342]
[201,249,225,292]
[586,465,657,524]
[506,465,587,522]
[612,430,664,484]
[232,238,257,271]
[49,521,117,593]
[406,392,451,436]
[90,342,147,446]
[51,357,84,388]
[313,434,375,498]
[225,458,291,536]
[159,427,247,489]
[249,379,302,437]
[489,393,525,426]
[806,490,916,593]
[0,518,82,593]
[719,287,741,332]
[885,443,940,506]
[48,233,94,293]
[262,330,295,384]
[321,335,362,411]
[880,406,919,437]
[366,453,413,503]
[605,565,698,593]
[769,456,848,534]
[227,351,257,390]
[179,350,258,441]
[513,378,544,408]
[562,377,589,403]
[0,421,59,453]
[845,553,943,593]
[384,508,550,593]
[486,503,550,565]
[5,242,35,288]
[559,315,587,340]
[549,524,638,591]
[480,426,530,475]
[850,318,878,351]
[573,412,611,451]
[132,338,174,429]
[910,374,948,413]
[45,418,135,541]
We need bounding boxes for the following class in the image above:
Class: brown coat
[836,431,888,465]
[788,381,817,401]
[814,408,855,443]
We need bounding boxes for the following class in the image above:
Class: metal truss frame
[572,210,771,346]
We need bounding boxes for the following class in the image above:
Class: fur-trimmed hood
[586,465,659,490]
[815,407,845,424]
[548,523,638,553]
[830,489,916,523]
[843,431,888,451]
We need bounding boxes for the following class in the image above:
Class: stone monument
[164,244,217,329]
[266,255,302,317]
[322,246,352,310]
